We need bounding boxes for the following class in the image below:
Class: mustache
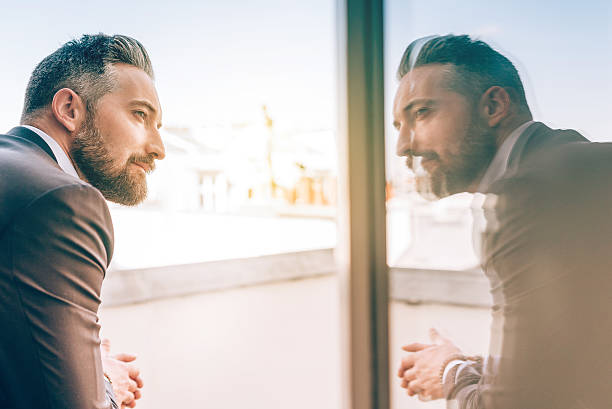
[129,153,157,173]
[404,150,439,170]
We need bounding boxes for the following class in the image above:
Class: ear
[50,88,86,133]
[479,86,511,128]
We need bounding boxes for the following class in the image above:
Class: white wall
[100,275,490,409]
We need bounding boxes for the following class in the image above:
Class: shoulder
[521,140,612,184]
[0,133,114,264]
[10,182,115,270]
[487,140,612,227]
[0,132,109,227]
[499,122,610,190]
[0,131,78,192]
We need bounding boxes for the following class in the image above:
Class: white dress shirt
[21,125,80,179]
[477,120,535,192]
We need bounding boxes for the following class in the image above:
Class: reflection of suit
[445,122,612,409]
[0,127,116,408]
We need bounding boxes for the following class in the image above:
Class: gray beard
[412,122,497,200]
[70,115,151,206]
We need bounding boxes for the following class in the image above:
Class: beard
[70,113,155,206]
[411,117,497,200]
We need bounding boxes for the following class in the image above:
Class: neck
[22,115,80,174]
[465,113,533,193]
[494,112,533,149]
[466,168,488,194]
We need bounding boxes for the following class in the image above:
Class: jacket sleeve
[8,183,114,409]
[443,359,485,409]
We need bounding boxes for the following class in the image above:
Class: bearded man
[0,34,164,408]
[394,35,612,409]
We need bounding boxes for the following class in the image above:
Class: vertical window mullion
[336,1,388,409]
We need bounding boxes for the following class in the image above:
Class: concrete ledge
[390,266,492,307]
[102,248,336,306]
[102,248,491,308]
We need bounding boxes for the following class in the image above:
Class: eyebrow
[401,98,435,114]
[131,99,163,129]
[393,98,435,129]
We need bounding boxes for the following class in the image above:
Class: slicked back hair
[21,33,154,122]
[397,34,530,112]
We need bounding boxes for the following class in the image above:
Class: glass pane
[385,1,612,408]
[1,1,340,408]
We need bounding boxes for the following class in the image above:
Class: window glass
[385,2,612,408]
[385,0,612,270]
[1,2,341,408]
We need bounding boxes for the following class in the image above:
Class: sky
[385,0,612,141]
[384,0,612,179]
[0,0,336,132]
[1,1,610,140]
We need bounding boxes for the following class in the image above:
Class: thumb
[114,352,138,362]
[101,338,111,355]
[429,327,449,345]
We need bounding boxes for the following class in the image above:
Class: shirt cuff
[104,378,119,409]
[442,359,465,384]
[454,360,476,383]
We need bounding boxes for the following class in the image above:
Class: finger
[418,393,432,402]
[397,364,405,378]
[402,368,417,382]
[429,327,450,345]
[122,391,135,407]
[402,342,430,352]
[101,338,111,355]
[408,380,422,396]
[133,375,144,388]
[397,355,415,376]
[406,385,421,396]
[127,366,141,379]
[114,353,137,362]
[128,379,138,393]
[134,389,142,400]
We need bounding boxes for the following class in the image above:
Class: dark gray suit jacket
[0,126,116,408]
[446,122,612,409]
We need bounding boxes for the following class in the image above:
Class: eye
[414,107,429,118]
[134,110,147,120]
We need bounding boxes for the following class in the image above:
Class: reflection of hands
[397,328,461,401]
[101,339,144,408]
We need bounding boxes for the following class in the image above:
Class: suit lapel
[505,122,541,175]
[7,126,58,163]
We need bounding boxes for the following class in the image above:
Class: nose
[147,127,166,160]
[396,125,413,157]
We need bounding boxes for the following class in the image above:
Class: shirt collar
[21,125,80,179]
[478,120,535,192]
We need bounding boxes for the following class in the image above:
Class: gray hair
[21,33,154,122]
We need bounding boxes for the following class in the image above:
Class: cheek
[96,129,133,167]
[414,118,460,154]
[436,116,471,158]
[105,145,131,168]
[99,118,143,155]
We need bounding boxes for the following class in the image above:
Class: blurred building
[140,121,338,216]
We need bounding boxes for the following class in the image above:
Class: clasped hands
[397,328,461,401]
[101,338,144,408]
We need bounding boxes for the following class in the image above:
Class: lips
[420,158,438,172]
[132,162,150,173]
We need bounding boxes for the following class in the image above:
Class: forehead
[393,64,455,113]
[108,63,162,114]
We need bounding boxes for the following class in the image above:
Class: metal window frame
[336,0,389,408]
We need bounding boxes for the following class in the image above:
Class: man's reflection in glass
[394,34,612,409]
